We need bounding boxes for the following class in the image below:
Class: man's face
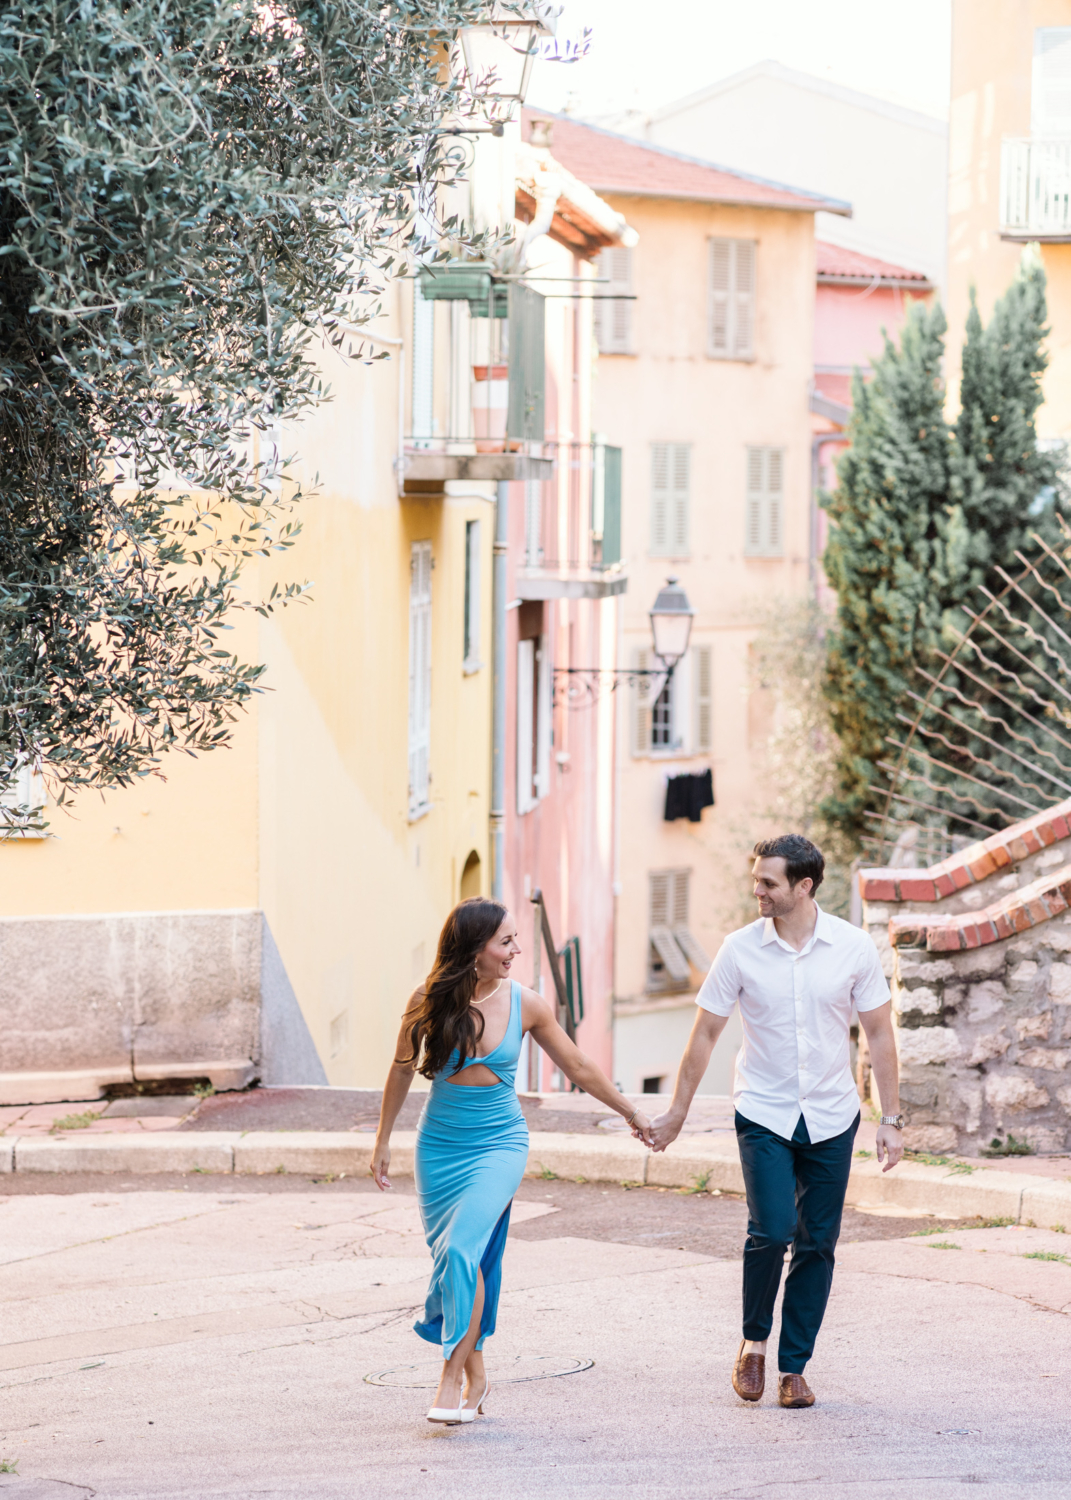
[752,856,812,919]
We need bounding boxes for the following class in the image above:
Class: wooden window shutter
[650,443,669,555]
[708,239,731,356]
[745,446,784,556]
[708,239,756,361]
[651,442,689,556]
[671,443,690,554]
[693,644,713,752]
[766,447,784,555]
[594,247,633,354]
[745,447,765,554]
[733,240,756,359]
[516,637,535,813]
[632,647,652,756]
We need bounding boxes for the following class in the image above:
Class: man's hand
[649,1110,684,1153]
[875,1124,903,1172]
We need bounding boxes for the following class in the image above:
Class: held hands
[627,1110,654,1148]
[370,1141,391,1191]
[648,1110,684,1154]
[875,1123,904,1173]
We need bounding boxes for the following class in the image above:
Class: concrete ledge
[646,1138,745,1192]
[524,1132,648,1183]
[0,1138,12,1173]
[1020,1177,1071,1230]
[0,1069,133,1106]
[845,1159,1025,1219]
[13,1133,239,1174]
[234,1132,402,1176]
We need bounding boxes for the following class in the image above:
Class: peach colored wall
[814,284,930,371]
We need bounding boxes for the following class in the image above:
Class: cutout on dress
[445,1062,504,1088]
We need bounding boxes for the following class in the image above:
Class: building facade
[526,111,849,1095]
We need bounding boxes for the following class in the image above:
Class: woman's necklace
[471,976,505,1006]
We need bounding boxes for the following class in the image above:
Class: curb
[3,1130,1070,1229]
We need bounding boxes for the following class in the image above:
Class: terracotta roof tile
[816,240,931,284]
[521,110,851,216]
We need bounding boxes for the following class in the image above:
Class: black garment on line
[663,768,714,823]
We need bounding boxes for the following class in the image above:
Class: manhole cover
[938,1428,980,1436]
[365,1354,594,1388]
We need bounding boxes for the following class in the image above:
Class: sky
[528,0,952,124]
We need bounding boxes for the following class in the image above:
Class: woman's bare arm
[524,989,653,1145]
[371,993,422,1190]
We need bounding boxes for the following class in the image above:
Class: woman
[372,897,652,1425]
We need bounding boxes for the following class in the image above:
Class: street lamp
[456,4,558,131]
[552,577,696,707]
[649,576,694,670]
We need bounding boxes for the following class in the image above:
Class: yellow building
[949,0,1071,436]
[0,125,631,1104]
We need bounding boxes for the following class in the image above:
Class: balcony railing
[1001,137,1071,238]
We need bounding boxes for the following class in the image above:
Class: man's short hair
[753,834,825,895]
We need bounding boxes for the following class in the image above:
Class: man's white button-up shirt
[696,905,890,1143]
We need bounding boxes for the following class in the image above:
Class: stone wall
[0,909,326,1104]
[860,799,1071,1154]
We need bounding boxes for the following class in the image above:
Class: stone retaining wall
[860,799,1071,1154]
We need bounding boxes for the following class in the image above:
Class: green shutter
[507,285,545,443]
[602,445,622,565]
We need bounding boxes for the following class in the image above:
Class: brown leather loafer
[777,1373,815,1408]
[732,1340,765,1402]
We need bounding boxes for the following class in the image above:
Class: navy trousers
[735,1109,859,1374]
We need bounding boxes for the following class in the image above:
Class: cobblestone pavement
[0,1176,1068,1498]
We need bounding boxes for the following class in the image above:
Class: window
[650,442,690,557]
[632,648,680,756]
[693,643,713,753]
[516,633,551,813]
[408,541,432,818]
[745,446,784,557]
[463,520,481,672]
[1033,29,1071,134]
[0,760,46,840]
[647,871,711,992]
[647,869,711,993]
[593,247,634,354]
[708,238,756,361]
[411,281,435,444]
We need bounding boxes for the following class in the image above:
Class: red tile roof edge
[860,798,1071,905]
[521,108,852,216]
[888,862,1071,951]
[816,240,932,285]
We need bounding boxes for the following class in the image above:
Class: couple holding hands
[372,833,902,1421]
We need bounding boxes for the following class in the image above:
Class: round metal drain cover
[365,1354,594,1388]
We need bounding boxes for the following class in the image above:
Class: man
[650,834,902,1409]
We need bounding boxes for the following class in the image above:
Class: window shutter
[708,239,731,356]
[651,442,689,557]
[535,635,552,799]
[516,637,535,813]
[411,283,435,441]
[650,443,669,555]
[595,247,633,354]
[708,239,756,361]
[693,644,713,752]
[671,870,689,927]
[745,446,784,557]
[1033,29,1071,134]
[408,541,432,816]
[632,647,652,756]
[733,240,756,359]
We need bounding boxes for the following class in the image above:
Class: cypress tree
[821,302,951,844]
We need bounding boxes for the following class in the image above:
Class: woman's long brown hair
[405,897,508,1079]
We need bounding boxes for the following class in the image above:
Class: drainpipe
[491,478,509,899]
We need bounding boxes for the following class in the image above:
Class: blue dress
[414,981,529,1357]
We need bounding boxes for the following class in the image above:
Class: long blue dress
[414,981,529,1357]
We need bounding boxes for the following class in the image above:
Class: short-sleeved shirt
[696,905,890,1143]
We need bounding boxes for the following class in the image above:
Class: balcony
[515,439,627,601]
[1000,138,1071,240]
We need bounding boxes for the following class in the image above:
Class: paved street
[0,1177,1068,1498]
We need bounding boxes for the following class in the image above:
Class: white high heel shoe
[426,1398,467,1425]
[466,1379,490,1417]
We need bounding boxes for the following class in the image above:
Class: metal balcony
[1001,138,1071,240]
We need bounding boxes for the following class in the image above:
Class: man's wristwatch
[880,1114,904,1130]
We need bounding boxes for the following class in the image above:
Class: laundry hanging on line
[664,768,715,824]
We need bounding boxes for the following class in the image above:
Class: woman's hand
[371,1139,391,1191]
[627,1110,654,1147]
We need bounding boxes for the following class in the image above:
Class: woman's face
[475,912,521,981]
